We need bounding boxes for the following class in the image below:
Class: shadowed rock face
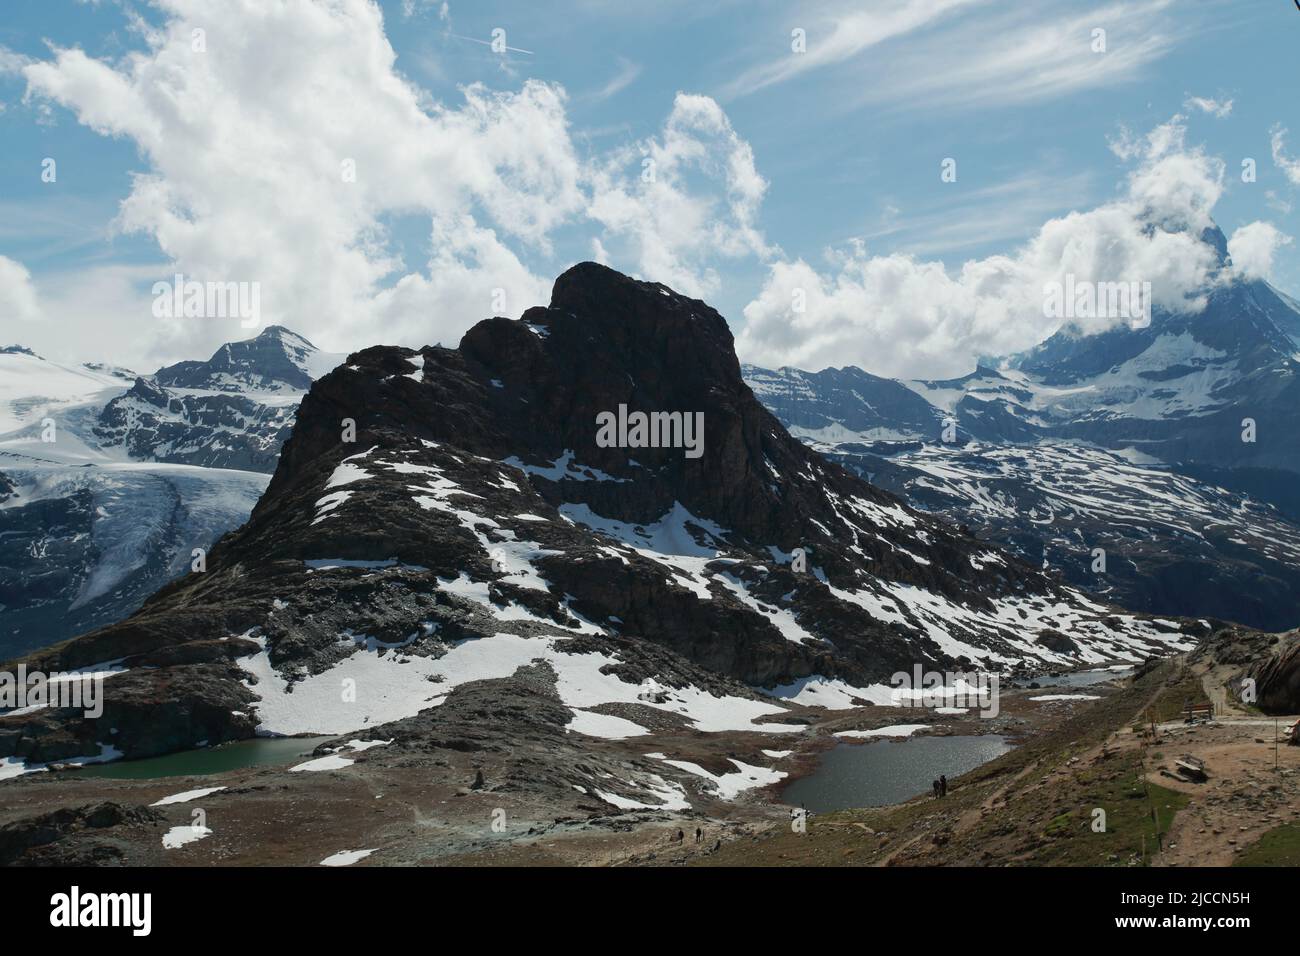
[1191,627,1300,714]
[1,263,1201,767]
[0,802,164,866]
[1248,634,1300,713]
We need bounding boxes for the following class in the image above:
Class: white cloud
[14,1,775,368]
[0,49,33,75]
[1183,94,1232,118]
[1110,117,1224,232]
[587,92,773,299]
[869,0,1181,112]
[589,57,642,102]
[0,255,42,325]
[1265,190,1293,216]
[861,171,1094,258]
[1228,222,1293,281]
[1271,125,1300,186]
[401,0,449,20]
[371,214,551,348]
[17,0,584,366]
[736,117,1227,379]
[722,0,979,99]
[724,0,1188,114]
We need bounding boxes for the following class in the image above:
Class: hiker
[932,779,941,799]
[676,829,684,843]
[713,838,721,851]
[939,774,948,797]
[695,826,702,844]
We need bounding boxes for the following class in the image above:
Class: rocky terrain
[1,631,1292,868]
[819,442,1300,631]
[1,264,1198,785]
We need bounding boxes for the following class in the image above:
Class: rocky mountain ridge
[1,263,1199,773]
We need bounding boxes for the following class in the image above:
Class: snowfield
[238,630,797,737]
[151,786,226,806]
[835,724,930,739]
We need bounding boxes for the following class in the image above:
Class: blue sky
[0,0,1297,377]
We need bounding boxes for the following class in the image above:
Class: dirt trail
[1148,715,1300,866]
[1201,669,1250,717]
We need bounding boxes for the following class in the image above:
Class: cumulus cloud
[17,0,585,364]
[0,255,42,324]
[736,117,1227,379]
[1228,222,1293,281]
[586,93,773,300]
[371,214,551,347]
[13,0,775,367]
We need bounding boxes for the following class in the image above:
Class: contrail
[448,32,534,55]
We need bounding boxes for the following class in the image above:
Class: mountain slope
[152,326,337,393]
[834,442,1300,631]
[0,328,340,656]
[743,260,1300,631]
[1,263,1198,771]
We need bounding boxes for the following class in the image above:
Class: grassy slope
[1233,823,1300,867]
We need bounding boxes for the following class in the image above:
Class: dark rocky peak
[1,345,39,357]
[264,262,957,584]
[1199,223,1231,269]
[120,375,173,408]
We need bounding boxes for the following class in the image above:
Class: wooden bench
[1184,701,1213,721]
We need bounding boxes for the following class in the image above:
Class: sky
[0,0,1297,379]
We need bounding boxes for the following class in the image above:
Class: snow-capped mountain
[743,240,1300,631]
[0,328,342,656]
[152,326,339,393]
[2,264,1199,771]
[750,285,1299,469]
[94,326,345,472]
[949,276,1300,473]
